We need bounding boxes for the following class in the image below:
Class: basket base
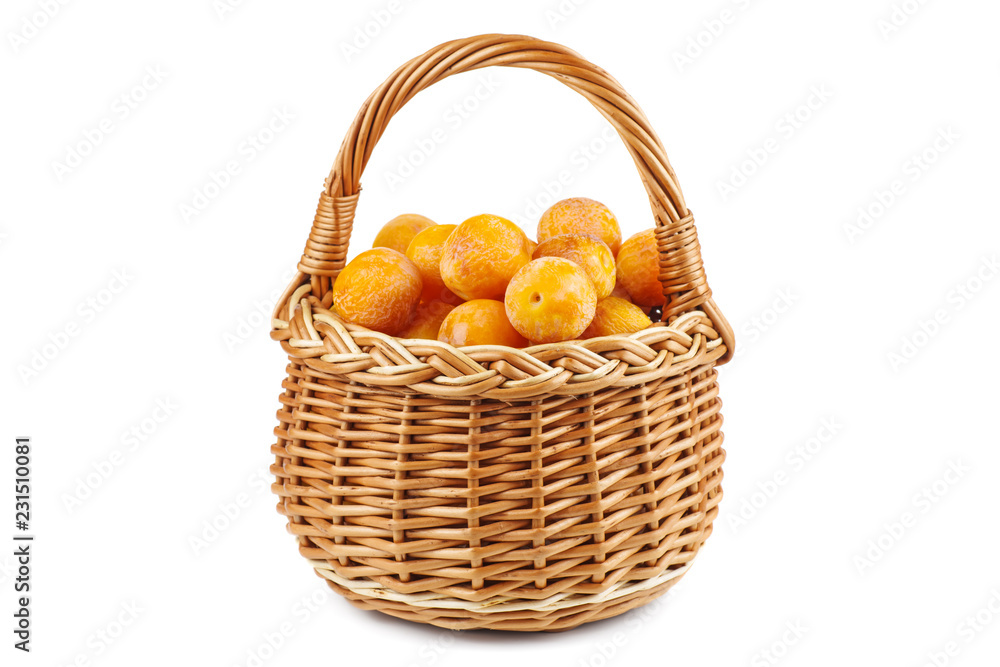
[322,573,684,632]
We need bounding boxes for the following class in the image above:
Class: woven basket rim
[271,291,726,399]
[273,286,723,356]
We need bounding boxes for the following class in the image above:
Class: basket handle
[291,33,734,361]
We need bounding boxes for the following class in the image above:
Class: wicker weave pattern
[269,34,733,631]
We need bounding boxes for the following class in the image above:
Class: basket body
[271,308,726,631]
[269,34,734,631]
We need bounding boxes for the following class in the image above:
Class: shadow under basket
[269,33,735,632]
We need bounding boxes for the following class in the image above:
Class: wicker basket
[269,34,735,632]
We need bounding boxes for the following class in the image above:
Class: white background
[2,0,999,665]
